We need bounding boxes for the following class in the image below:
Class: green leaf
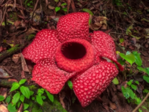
[30,91,34,96]
[127,80,133,86]
[10,82,20,92]
[62,8,67,12]
[20,95,25,102]
[12,92,20,105]
[8,103,17,112]
[0,95,5,101]
[126,25,133,35]
[17,101,21,108]
[24,103,29,110]
[67,80,73,89]
[145,68,149,75]
[143,75,149,83]
[36,95,43,106]
[32,96,35,100]
[42,95,46,100]
[20,86,30,99]
[118,59,125,65]
[82,8,93,15]
[119,53,135,65]
[121,86,135,99]
[37,88,44,96]
[55,7,61,12]
[24,110,29,112]
[61,3,67,6]
[143,89,149,93]
[137,67,146,72]
[32,104,42,112]
[135,81,139,85]
[5,95,11,103]
[142,106,148,110]
[132,51,142,66]
[45,90,54,102]
[19,79,27,85]
[54,0,59,2]
[131,84,137,90]
[112,77,119,85]
[138,109,142,112]
[135,97,142,105]
[119,38,124,43]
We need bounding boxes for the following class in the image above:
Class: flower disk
[55,38,94,72]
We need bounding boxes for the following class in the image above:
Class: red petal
[22,29,60,63]
[57,12,91,42]
[72,61,118,107]
[32,58,76,94]
[91,31,124,71]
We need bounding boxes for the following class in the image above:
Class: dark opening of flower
[55,39,94,72]
[22,12,124,107]
[61,42,86,59]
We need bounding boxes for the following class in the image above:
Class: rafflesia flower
[22,12,123,107]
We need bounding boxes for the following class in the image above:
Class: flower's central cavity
[55,39,94,72]
[61,42,86,59]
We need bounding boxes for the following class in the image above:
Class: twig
[0,28,36,62]
[132,92,149,112]
[0,80,13,87]
[31,0,39,21]
[71,0,76,12]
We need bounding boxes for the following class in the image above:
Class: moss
[7,44,20,53]
[26,34,35,40]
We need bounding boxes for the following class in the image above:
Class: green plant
[24,0,33,8]
[119,51,149,111]
[55,2,67,13]
[4,79,56,112]
[113,0,123,6]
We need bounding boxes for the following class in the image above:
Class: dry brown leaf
[21,71,25,79]
[0,88,7,98]
[0,105,8,112]
[8,79,18,82]
[59,92,66,109]
[48,5,55,10]
[90,16,108,30]
[17,103,23,112]
[109,102,117,110]
[12,53,21,64]
[20,53,30,73]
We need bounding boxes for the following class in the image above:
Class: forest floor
[0,0,149,112]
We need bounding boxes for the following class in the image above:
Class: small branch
[0,80,13,87]
[0,79,38,90]
[132,92,149,112]
[0,28,36,62]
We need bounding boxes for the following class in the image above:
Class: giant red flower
[22,12,123,107]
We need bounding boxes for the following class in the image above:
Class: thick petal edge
[91,31,124,71]
[72,61,118,107]
[22,29,60,63]
[32,58,76,94]
[57,12,91,42]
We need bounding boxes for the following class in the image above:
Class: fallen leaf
[12,53,21,64]
[0,68,10,78]
[20,53,30,73]
[0,88,7,98]
[0,105,8,112]
[109,102,117,110]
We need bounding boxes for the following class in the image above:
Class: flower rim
[55,38,94,72]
